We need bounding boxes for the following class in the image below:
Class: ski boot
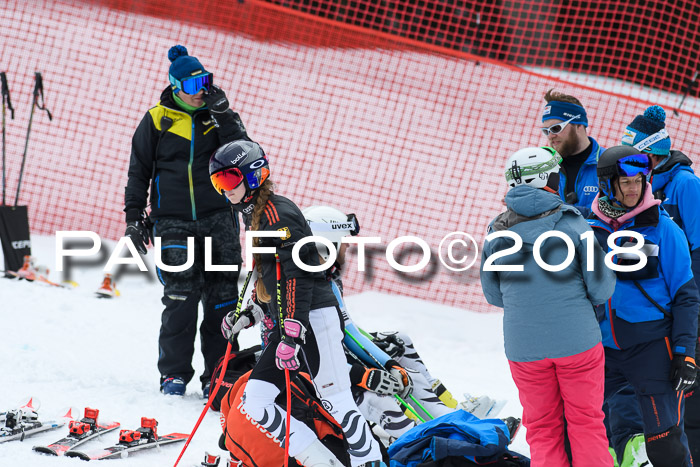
[459,393,497,419]
[501,416,521,444]
[620,434,650,467]
[201,452,221,466]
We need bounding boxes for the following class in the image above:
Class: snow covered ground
[0,234,526,465]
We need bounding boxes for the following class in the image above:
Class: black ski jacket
[244,194,339,331]
[124,86,250,221]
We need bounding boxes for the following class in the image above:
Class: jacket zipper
[188,117,196,220]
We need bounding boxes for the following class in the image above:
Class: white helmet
[302,206,360,263]
[504,146,561,190]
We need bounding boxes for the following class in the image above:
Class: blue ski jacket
[650,150,700,290]
[558,137,604,218]
[481,185,615,362]
[387,410,528,467]
[588,192,699,357]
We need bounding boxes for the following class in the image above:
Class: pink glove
[275,340,301,370]
[275,319,306,371]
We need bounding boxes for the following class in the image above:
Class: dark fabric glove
[373,332,406,359]
[671,354,697,391]
[350,365,402,396]
[386,359,413,399]
[202,85,229,114]
[124,209,151,255]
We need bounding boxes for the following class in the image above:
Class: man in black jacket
[124,45,248,396]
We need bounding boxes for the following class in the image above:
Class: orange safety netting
[1,0,699,311]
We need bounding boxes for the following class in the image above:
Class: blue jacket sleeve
[660,219,700,356]
[676,172,700,254]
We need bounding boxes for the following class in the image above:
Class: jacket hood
[653,149,693,175]
[491,186,567,243]
[505,185,562,217]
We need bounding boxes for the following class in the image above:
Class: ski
[33,407,120,456]
[0,404,73,443]
[65,417,187,461]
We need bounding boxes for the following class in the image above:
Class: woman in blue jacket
[481,146,615,466]
[588,145,699,467]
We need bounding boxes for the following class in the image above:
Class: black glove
[202,85,229,114]
[124,209,151,255]
[671,354,697,391]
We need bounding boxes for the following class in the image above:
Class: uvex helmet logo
[331,222,354,230]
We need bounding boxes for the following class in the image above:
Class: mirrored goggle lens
[617,154,651,177]
[180,73,212,94]
[211,168,244,194]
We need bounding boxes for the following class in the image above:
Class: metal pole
[1,72,14,205]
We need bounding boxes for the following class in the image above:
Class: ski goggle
[541,114,581,136]
[346,213,360,236]
[210,167,244,195]
[616,153,651,177]
[169,72,212,95]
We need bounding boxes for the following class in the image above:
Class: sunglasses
[210,167,244,195]
[541,114,581,136]
[616,153,651,177]
[169,72,213,95]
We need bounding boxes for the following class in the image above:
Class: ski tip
[60,406,80,420]
[22,396,41,411]
[65,450,91,461]
[32,445,59,456]
[61,280,79,289]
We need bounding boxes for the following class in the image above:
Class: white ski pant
[243,306,382,465]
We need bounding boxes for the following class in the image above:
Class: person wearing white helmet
[302,206,513,443]
[480,147,616,466]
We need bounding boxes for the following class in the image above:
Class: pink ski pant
[508,342,613,467]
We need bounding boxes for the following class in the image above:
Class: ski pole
[343,328,434,421]
[343,341,426,423]
[172,266,256,467]
[1,72,14,206]
[674,70,698,117]
[276,255,291,467]
[15,72,52,207]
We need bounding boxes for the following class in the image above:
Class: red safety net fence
[1,0,699,311]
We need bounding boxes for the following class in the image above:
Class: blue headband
[542,101,588,128]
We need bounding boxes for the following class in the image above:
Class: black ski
[65,417,187,461]
[33,407,120,456]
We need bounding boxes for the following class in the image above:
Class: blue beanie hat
[621,105,671,155]
[168,45,207,90]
